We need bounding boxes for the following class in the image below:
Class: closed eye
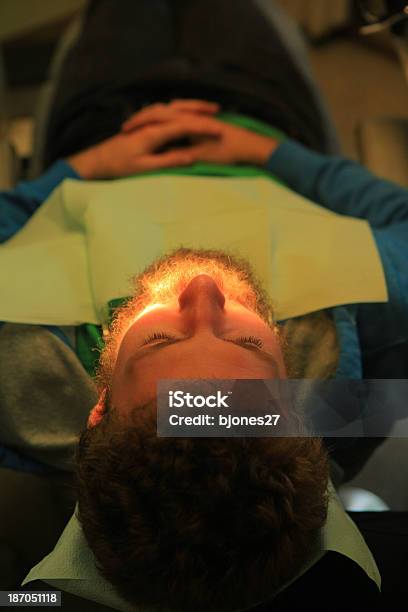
[131,332,278,375]
[141,332,176,346]
[233,335,263,348]
[141,332,263,348]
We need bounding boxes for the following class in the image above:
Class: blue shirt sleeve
[265,139,408,228]
[266,139,408,355]
[0,160,81,244]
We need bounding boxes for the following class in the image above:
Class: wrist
[66,147,101,179]
[245,135,279,167]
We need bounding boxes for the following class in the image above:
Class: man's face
[96,248,291,414]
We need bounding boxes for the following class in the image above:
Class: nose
[178,274,225,330]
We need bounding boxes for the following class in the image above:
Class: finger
[121,103,168,132]
[172,142,211,164]
[136,150,195,171]
[169,99,220,113]
[121,100,220,132]
[145,119,223,150]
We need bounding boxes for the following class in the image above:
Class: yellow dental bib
[0,171,387,326]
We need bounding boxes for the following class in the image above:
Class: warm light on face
[96,248,282,404]
[138,256,262,314]
[133,303,165,322]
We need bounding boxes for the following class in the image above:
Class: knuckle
[149,103,166,112]
[143,125,158,139]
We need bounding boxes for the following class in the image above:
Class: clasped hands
[67,99,278,179]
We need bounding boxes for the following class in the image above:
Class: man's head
[76,247,329,612]
[93,247,292,421]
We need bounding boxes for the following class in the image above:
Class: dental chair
[357,116,408,187]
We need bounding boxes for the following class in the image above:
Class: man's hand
[67,98,280,178]
[121,98,221,132]
[66,113,222,179]
[186,120,279,167]
[121,101,280,167]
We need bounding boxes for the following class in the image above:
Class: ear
[87,389,107,428]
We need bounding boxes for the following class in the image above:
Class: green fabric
[75,298,128,377]
[75,112,286,377]
[75,324,106,379]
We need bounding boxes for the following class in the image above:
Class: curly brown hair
[75,400,329,612]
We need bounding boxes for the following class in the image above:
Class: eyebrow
[128,338,279,375]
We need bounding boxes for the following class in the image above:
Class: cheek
[111,328,142,376]
[117,324,139,354]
